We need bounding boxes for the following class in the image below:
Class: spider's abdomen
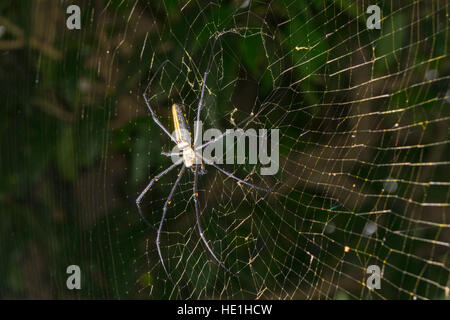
[172,103,191,150]
[172,103,196,167]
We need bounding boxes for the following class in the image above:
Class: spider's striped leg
[136,159,183,231]
[136,158,183,205]
[161,151,183,157]
[143,60,177,144]
[193,169,235,276]
[193,37,218,146]
[155,164,186,286]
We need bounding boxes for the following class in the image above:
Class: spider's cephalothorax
[171,103,206,175]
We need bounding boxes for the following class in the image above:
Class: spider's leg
[193,169,235,275]
[156,164,186,286]
[136,158,183,205]
[161,151,183,157]
[207,162,271,193]
[195,110,260,151]
[193,37,218,146]
[143,60,177,144]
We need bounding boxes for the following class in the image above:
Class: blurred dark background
[0,0,448,299]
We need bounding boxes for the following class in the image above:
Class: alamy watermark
[366,265,381,290]
[66,5,81,30]
[366,5,381,30]
[66,265,81,290]
[168,121,280,175]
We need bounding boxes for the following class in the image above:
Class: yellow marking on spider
[172,104,196,168]
[172,104,183,144]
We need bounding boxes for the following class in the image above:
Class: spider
[136,36,270,284]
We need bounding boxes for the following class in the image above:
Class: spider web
[123,0,449,299]
[3,0,448,299]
